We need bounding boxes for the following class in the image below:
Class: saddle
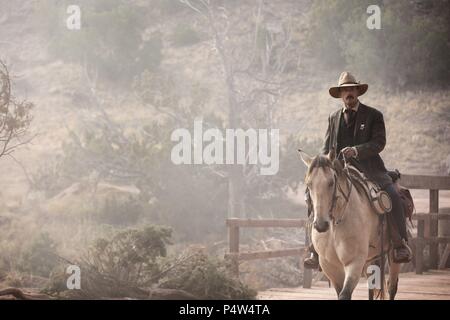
[345,165,392,215]
[345,165,415,220]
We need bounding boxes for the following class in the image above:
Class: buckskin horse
[299,150,402,300]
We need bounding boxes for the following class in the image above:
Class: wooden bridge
[225,174,450,300]
[258,269,450,300]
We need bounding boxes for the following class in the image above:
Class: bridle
[328,167,353,225]
[309,152,353,225]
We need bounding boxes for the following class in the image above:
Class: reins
[329,151,353,225]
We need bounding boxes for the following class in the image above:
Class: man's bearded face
[340,87,359,107]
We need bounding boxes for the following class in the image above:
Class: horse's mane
[305,155,332,183]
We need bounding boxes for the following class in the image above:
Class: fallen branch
[0,287,52,300]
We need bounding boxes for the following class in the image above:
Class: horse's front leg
[319,258,345,298]
[339,258,366,300]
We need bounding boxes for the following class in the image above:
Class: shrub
[157,0,186,15]
[94,196,144,226]
[171,24,202,47]
[36,0,162,84]
[83,225,172,286]
[44,227,257,299]
[306,0,450,89]
[19,233,59,277]
[159,248,257,299]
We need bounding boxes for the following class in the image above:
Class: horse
[299,150,401,300]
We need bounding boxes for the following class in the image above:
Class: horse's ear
[298,149,313,167]
[332,159,343,175]
[327,148,336,161]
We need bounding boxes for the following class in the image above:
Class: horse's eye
[328,181,334,187]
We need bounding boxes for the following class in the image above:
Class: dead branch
[147,288,198,300]
[0,287,52,300]
[0,60,34,159]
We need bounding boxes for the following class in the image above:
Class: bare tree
[0,60,34,159]
[180,0,300,218]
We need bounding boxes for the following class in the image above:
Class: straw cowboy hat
[329,72,368,98]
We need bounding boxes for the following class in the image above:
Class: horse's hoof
[338,291,351,300]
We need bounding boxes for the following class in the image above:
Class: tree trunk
[228,165,246,218]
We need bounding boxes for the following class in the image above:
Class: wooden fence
[225,174,450,284]
[224,218,313,288]
[400,174,450,273]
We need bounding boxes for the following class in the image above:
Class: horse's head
[299,149,344,233]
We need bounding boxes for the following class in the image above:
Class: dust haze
[0,0,449,299]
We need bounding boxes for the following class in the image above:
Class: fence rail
[224,218,312,288]
[400,174,450,273]
[225,174,450,284]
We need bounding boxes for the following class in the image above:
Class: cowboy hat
[329,72,368,98]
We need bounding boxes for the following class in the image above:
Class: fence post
[429,190,439,269]
[439,208,450,269]
[416,219,425,274]
[229,223,240,277]
[302,223,312,288]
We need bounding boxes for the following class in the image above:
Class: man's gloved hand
[342,146,357,159]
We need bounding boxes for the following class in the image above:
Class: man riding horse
[304,72,412,269]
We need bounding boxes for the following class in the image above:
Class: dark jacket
[322,102,392,187]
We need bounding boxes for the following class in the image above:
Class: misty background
[0,0,449,298]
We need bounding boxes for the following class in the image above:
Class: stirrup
[393,239,412,263]
[304,253,319,269]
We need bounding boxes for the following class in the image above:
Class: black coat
[322,102,392,187]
